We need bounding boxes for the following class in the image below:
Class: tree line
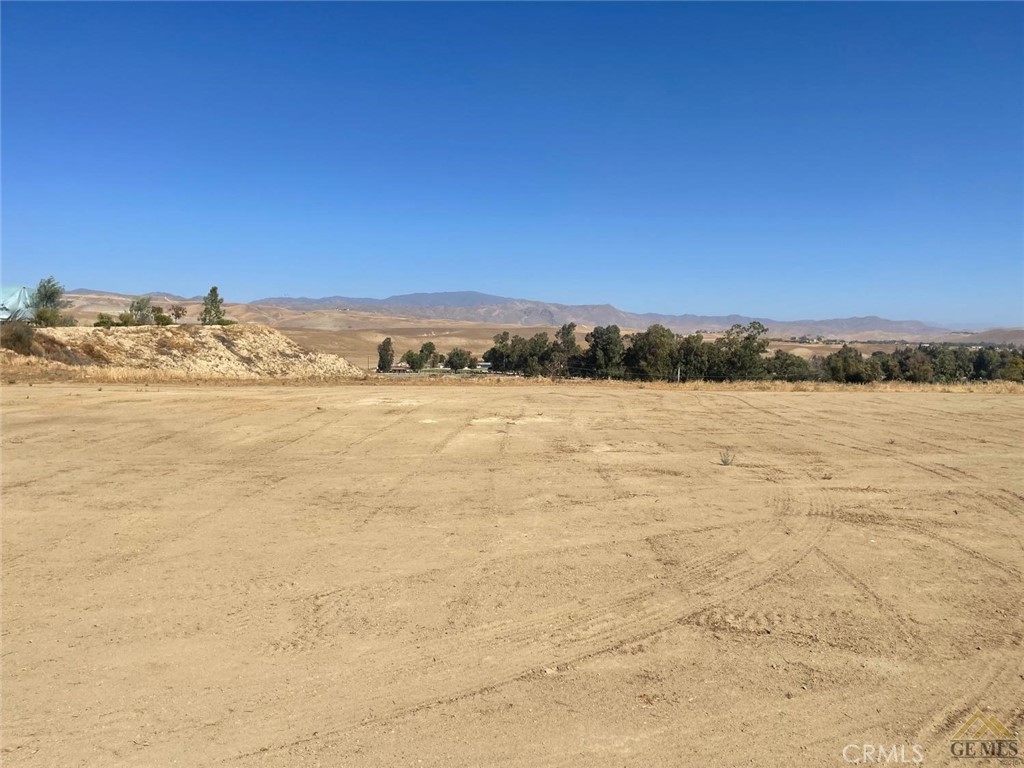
[383,321,1023,383]
[12,277,234,329]
[94,286,230,327]
[377,338,477,372]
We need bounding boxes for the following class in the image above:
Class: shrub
[1,322,34,354]
[34,307,77,327]
[78,342,109,363]
[720,448,735,466]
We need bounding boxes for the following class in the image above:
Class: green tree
[30,276,76,327]
[400,348,427,372]
[446,347,473,370]
[31,276,70,311]
[548,323,581,377]
[974,348,1002,380]
[583,325,625,379]
[932,347,959,382]
[483,331,513,372]
[519,333,552,376]
[419,341,438,368]
[625,324,678,380]
[766,350,813,381]
[676,333,711,381]
[152,305,173,326]
[377,337,395,372]
[872,351,902,380]
[198,286,226,325]
[128,297,155,325]
[714,322,769,380]
[999,354,1024,382]
[825,345,882,383]
[902,349,935,383]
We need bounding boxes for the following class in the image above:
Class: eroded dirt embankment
[3,324,364,381]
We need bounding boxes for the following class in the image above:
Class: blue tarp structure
[0,286,33,322]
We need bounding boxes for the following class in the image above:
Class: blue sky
[3,3,1022,327]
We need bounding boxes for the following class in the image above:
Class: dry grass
[359,374,1024,394]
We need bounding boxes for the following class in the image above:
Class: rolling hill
[252,291,951,340]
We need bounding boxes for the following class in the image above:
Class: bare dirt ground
[3,383,1022,766]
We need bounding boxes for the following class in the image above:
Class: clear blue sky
[3,2,1022,327]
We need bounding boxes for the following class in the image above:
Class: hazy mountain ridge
[252,292,951,339]
[63,288,1023,342]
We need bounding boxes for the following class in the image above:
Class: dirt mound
[24,324,364,380]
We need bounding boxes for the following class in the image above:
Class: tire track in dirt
[911,653,1024,761]
[229,506,833,763]
[346,395,528,533]
[260,519,761,655]
[727,395,1003,485]
[717,400,1017,571]
[772,485,1022,582]
[685,605,877,654]
[896,522,1022,581]
[496,405,529,458]
[811,547,923,656]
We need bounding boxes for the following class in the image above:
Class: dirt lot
[3,383,1022,766]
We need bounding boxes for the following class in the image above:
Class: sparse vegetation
[1,321,35,354]
[153,305,173,326]
[720,448,735,466]
[29,277,76,327]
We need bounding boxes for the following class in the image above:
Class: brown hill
[16,325,363,380]
[939,328,1024,346]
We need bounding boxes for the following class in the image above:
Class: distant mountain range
[251,291,950,340]
[66,288,1022,342]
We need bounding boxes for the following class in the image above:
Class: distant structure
[0,286,32,322]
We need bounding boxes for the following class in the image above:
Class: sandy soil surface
[3,384,1022,766]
